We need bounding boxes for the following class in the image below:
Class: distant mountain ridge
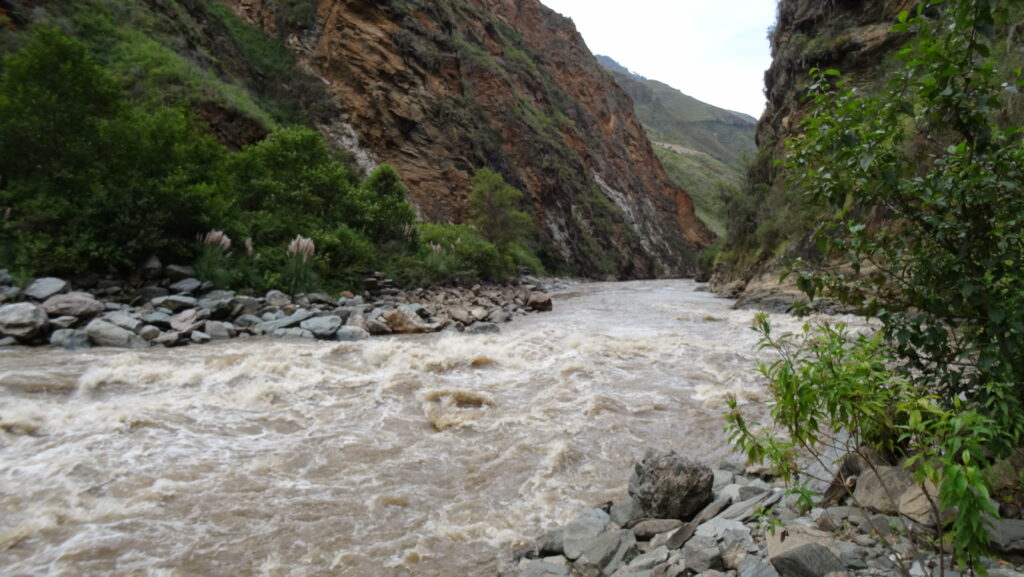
[597,55,757,235]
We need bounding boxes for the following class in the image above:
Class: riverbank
[503,450,1024,577]
[0,265,566,349]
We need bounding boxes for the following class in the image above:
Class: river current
[0,280,844,576]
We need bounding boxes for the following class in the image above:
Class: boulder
[153,295,198,313]
[233,314,264,329]
[448,305,473,325]
[154,331,182,347]
[164,264,195,281]
[85,319,148,348]
[203,321,236,340]
[853,465,939,525]
[0,269,11,286]
[769,543,846,577]
[169,277,201,294]
[990,518,1024,557]
[265,290,292,308]
[50,328,91,350]
[142,311,173,330]
[563,508,610,561]
[103,311,143,333]
[230,296,261,316]
[41,292,104,318]
[0,286,20,302]
[190,331,212,344]
[610,499,640,527]
[23,277,68,301]
[465,322,500,335]
[680,535,723,574]
[528,292,553,312]
[0,303,49,340]
[574,529,637,577]
[365,317,392,335]
[50,316,78,329]
[633,519,684,540]
[383,305,438,334]
[335,326,370,341]
[738,556,780,577]
[628,450,713,520]
[300,315,343,339]
[256,310,314,333]
[271,327,315,340]
[171,309,203,333]
[138,325,161,341]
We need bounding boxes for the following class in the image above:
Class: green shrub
[469,168,535,247]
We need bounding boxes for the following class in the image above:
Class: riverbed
[0,280,841,576]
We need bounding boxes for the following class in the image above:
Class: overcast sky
[540,0,778,118]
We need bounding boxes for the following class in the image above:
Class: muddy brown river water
[0,280,851,576]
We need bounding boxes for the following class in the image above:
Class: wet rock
[301,315,343,339]
[0,303,48,340]
[190,330,212,344]
[256,310,314,333]
[265,290,292,308]
[528,292,553,312]
[41,292,104,318]
[365,317,392,335]
[85,319,148,348]
[153,295,198,313]
[769,543,846,577]
[465,322,500,335]
[23,277,68,301]
[490,310,512,323]
[203,321,236,340]
[164,264,195,281]
[629,450,713,520]
[169,277,202,294]
[564,508,611,560]
[0,336,18,346]
[575,529,637,577]
[335,326,370,341]
[50,328,91,350]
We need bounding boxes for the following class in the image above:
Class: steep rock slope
[596,55,756,236]
[223,0,712,278]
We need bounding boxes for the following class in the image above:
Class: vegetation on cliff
[0,13,542,291]
[727,1,1024,572]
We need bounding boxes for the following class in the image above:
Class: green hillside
[596,55,756,236]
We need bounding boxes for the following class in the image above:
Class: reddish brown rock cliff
[223,0,711,278]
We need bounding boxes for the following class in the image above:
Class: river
[0,280,838,576]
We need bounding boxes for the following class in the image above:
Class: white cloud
[539,0,777,116]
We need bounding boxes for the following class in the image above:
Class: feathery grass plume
[194,229,232,288]
[283,234,317,294]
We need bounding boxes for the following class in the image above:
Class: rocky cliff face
[222,0,711,278]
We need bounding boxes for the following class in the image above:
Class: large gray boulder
[0,302,48,340]
[990,518,1024,557]
[383,305,439,334]
[23,277,68,301]
[334,326,370,341]
[50,328,91,350]
[85,319,148,348]
[563,508,610,561]
[769,543,846,577]
[41,292,104,318]
[300,315,343,339]
[574,529,637,577]
[628,450,713,520]
[528,291,553,312]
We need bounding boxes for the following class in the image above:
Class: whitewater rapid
[0,280,847,576]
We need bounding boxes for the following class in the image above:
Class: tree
[468,168,534,247]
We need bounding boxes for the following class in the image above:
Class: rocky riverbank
[0,262,562,349]
[503,449,1024,577]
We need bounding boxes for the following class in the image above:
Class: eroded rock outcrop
[221,0,712,278]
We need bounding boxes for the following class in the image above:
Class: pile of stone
[0,264,556,350]
[504,449,1024,577]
